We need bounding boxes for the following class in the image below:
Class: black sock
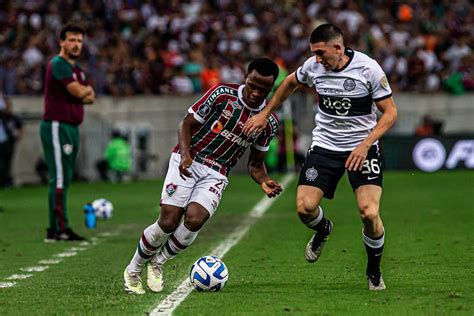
[365,244,383,275]
[314,217,329,233]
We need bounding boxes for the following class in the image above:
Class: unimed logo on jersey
[211,120,224,133]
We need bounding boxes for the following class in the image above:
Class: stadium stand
[0,0,472,96]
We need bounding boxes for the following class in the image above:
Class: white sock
[127,222,170,273]
[153,222,199,265]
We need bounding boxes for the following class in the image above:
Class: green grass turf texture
[0,171,472,315]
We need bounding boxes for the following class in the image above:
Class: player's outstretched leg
[148,222,199,292]
[303,206,333,263]
[363,229,386,290]
[124,222,171,294]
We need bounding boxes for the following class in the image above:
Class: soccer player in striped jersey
[124,57,283,294]
[244,24,398,290]
[40,24,95,242]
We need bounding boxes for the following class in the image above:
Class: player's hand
[345,143,370,171]
[179,155,193,180]
[261,179,283,198]
[243,113,268,136]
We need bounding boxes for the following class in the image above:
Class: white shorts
[160,153,229,216]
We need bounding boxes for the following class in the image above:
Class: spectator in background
[183,50,204,93]
[200,57,221,91]
[0,92,23,188]
[415,115,444,136]
[96,130,132,183]
[170,65,194,95]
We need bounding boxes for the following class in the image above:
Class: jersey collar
[238,85,266,112]
[332,48,355,73]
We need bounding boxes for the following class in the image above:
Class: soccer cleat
[367,272,386,291]
[57,228,86,241]
[44,228,58,243]
[124,268,146,295]
[147,261,164,292]
[305,220,333,263]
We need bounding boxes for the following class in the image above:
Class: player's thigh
[158,204,185,232]
[188,167,228,217]
[296,185,324,213]
[298,146,346,200]
[161,153,197,208]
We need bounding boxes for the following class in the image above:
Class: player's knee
[183,215,207,231]
[296,196,318,217]
[359,204,379,223]
[157,217,180,233]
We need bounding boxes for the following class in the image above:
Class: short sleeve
[366,59,392,101]
[295,57,316,88]
[188,84,223,123]
[252,114,279,151]
[52,57,75,87]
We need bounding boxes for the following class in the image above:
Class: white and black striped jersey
[296,48,392,151]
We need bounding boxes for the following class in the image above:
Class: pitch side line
[150,173,295,316]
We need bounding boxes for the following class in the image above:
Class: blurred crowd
[0,0,472,96]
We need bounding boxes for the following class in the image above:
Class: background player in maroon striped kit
[124,57,282,294]
[40,24,95,242]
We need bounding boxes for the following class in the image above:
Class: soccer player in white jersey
[123,57,283,294]
[244,24,398,290]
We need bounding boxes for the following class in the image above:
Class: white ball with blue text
[91,198,113,219]
[189,256,228,292]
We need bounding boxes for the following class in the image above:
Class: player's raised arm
[177,113,202,179]
[247,146,282,198]
[243,72,300,136]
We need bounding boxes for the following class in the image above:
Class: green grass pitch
[0,171,472,315]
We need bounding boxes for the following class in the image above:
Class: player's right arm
[243,72,300,136]
[177,113,202,179]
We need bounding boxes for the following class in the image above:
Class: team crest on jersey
[222,109,233,119]
[343,78,356,91]
[166,183,177,196]
[211,120,224,133]
[197,104,211,117]
[231,101,242,110]
[305,167,318,181]
[63,144,73,155]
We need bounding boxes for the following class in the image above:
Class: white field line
[0,230,120,289]
[6,274,33,280]
[150,173,295,316]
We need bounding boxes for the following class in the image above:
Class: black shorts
[298,145,383,199]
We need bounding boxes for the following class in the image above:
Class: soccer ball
[91,198,113,219]
[189,256,228,292]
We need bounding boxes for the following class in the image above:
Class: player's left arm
[346,97,398,171]
[247,146,282,198]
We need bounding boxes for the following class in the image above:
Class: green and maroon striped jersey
[173,84,279,176]
[43,55,89,125]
